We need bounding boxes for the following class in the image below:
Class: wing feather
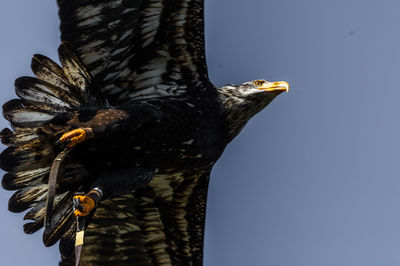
[57,0,212,104]
[61,171,210,265]
[52,1,214,263]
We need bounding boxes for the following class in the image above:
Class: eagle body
[73,96,228,174]
[57,93,231,265]
[0,0,289,265]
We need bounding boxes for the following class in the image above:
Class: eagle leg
[57,128,93,148]
[73,189,102,217]
[73,168,154,217]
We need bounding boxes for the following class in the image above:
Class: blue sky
[1,0,400,265]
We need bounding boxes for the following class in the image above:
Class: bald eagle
[0,0,289,265]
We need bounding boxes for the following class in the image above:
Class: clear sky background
[1,0,400,265]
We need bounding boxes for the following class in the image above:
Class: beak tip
[281,81,290,93]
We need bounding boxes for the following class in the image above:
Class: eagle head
[219,79,289,138]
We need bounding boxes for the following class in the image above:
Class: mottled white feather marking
[77,15,103,27]
[138,173,180,265]
[80,40,106,52]
[182,139,194,145]
[140,0,164,48]
[135,68,165,81]
[82,51,106,65]
[119,29,134,41]
[12,111,54,123]
[76,4,105,19]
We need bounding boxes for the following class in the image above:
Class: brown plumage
[1,1,288,265]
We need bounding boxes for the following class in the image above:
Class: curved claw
[58,128,91,148]
[73,197,84,211]
[73,195,96,217]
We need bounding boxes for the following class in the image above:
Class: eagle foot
[57,128,93,148]
[73,189,102,217]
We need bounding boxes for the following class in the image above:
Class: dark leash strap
[45,148,71,229]
[45,148,87,266]
[75,216,85,266]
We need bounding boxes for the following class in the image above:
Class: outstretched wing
[57,0,211,104]
[54,1,213,264]
[1,41,211,265]
[59,171,210,265]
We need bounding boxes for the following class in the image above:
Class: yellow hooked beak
[258,81,290,93]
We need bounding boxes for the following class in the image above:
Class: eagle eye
[253,80,264,87]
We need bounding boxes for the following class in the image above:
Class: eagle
[0,0,289,265]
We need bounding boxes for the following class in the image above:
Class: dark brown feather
[71,171,210,266]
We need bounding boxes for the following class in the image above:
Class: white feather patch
[11,111,54,123]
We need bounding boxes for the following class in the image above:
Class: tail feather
[23,221,44,235]
[0,127,39,146]
[59,226,77,262]
[3,99,57,127]
[8,184,48,213]
[31,53,70,89]
[15,77,77,111]
[58,42,92,92]
[24,200,46,221]
[31,54,85,106]
[24,191,74,237]
[0,145,51,173]
[2,167,49,190]
[1,43,100,249]
[43,192,75,247]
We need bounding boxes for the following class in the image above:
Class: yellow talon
[59,128,88,148]
[73,195,96,217]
